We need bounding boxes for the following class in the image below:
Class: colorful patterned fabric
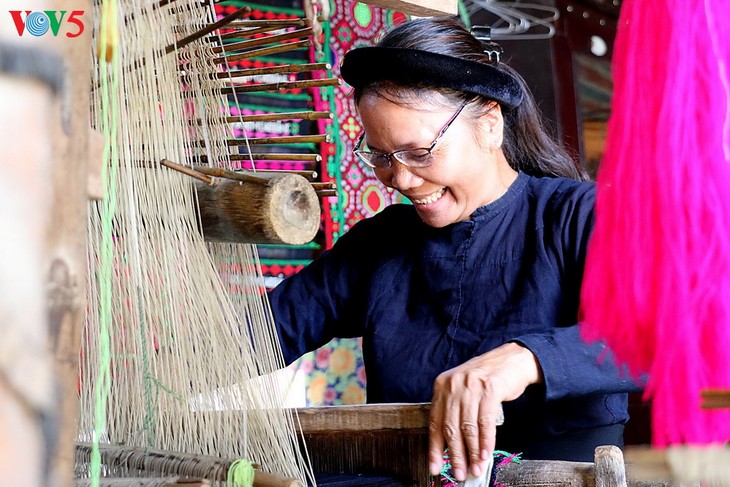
[215,0,408,406]
[298,1,409,406]
[317,2,409,247]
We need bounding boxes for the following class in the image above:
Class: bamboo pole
[214,40,311,64]
[213,63,330,80]
[234,153,321,162]
[209,25,296,42]
[164,6,251,54]
[311,182,336,190]
[210,27,313,54]
[254,169,318,179]
[226,19,310,29]
[194,166,270,185]
[219,77,339,95]
[198,134,328,146]
[193,167,318,180]
[160,158,216,185]
[206,110,332,123]
[196,153,321,162]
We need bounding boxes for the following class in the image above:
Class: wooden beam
[357,0,457,16]
[294,403,430,434]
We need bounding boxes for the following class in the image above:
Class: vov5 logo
[9,10,85,38]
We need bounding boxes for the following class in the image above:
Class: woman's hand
[428,342,543,481]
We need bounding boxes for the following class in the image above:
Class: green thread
[137,288,157,447]
[227,459,256,487]
[92,2,120,485]
[151,376,186,404]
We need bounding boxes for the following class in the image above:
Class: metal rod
[194,166,270,185]
[160,158,215,185]
[211,27,313,54]
[214,39,311,64]
[165,6,252,54]
[316,189,338,198]
[213,62,330,79]
[219,77,339,95]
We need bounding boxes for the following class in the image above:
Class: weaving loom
[76,0,336,485]
[4,0,697,486]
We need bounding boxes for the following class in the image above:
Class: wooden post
[44,2,93,486]
[594,445,628,487]
[195,174,320,245]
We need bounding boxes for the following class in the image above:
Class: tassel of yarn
[580,0,730,447]
[227,459,255,487]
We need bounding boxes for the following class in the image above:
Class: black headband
[340,47,524,110]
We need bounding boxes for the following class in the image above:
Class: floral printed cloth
[296,338,367,405]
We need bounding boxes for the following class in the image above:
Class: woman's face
[357,93,515,228]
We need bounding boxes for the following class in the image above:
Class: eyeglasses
[353,102,468,169]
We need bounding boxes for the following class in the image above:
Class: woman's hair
[352,17,588,181]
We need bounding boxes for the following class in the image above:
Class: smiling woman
[268,16,641,483]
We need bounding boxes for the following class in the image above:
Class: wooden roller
[195,174,320,245]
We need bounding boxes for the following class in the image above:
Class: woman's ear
[477,101,504,151]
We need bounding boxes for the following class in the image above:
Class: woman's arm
[428,342,542,481]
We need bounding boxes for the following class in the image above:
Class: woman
[269,17,639,482]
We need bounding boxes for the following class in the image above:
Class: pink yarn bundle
[580,0,730,446]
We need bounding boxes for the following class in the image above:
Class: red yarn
[580,0,730,446]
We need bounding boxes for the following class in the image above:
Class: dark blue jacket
[270,172,640,458]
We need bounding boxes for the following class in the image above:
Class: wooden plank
[294,402,430,434]
[358,0,457,16]
[46,3,93,485]
[497,459,595,486]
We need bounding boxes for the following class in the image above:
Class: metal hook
[470,25,504,63]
